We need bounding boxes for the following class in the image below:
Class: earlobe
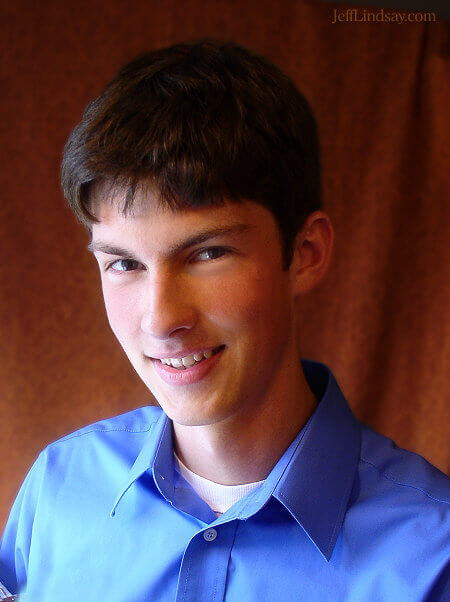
[290,211,334,295]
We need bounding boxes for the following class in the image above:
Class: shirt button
[203,528,218,542]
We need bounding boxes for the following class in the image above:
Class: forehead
[90,185,283,256]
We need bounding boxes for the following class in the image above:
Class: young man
[0,40,449,601]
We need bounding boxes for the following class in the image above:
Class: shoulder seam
[48,418,160,447]
[360,457,450,505]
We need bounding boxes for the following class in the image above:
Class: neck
[173,359,316,485]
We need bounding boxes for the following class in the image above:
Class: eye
[194,247,229,262]
[108,259,141,272]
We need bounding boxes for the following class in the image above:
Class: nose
[140,272,197,339]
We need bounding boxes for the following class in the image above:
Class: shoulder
[0,405,166,594]
[342,425,450,596]
[49,404,163,446]
[353,424,449,563]
[11,405,165,518]
[31,405,165,485]
[358,423,449,506]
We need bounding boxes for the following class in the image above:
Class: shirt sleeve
[0,452,46,596]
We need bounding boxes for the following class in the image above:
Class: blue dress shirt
[1,361,449,601]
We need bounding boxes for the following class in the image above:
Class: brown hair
[61,39,321,266]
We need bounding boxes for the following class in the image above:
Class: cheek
[102,284,139,341]
[204,268,290,331]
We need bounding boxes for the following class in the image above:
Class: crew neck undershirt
[173,453,265,517]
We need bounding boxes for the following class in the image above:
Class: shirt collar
[110,411,171,517]
[216,361,361,561]
[111,361,361,562]
[274,360,361,561]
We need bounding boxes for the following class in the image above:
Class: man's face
[91,192,301,428]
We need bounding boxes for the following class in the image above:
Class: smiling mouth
[156,346,224,370]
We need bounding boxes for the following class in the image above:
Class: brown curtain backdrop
[0,0,448,529]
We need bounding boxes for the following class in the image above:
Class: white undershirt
[174,453,264,516]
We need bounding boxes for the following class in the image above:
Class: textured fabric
[173,452,264,516]
[1,361,449,601]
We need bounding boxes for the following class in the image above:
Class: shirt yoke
[359,423,450,506]
[46,405,164,447]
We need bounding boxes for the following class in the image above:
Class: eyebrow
[87,223,252,258]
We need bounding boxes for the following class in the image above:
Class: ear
[289,211,334,296]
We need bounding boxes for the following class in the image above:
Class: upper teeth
[160,349,213,368]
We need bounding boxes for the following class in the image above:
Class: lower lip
[151,347,225,386]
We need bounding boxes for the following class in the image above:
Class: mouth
[150,345,225,386]
[156,346,224,370]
